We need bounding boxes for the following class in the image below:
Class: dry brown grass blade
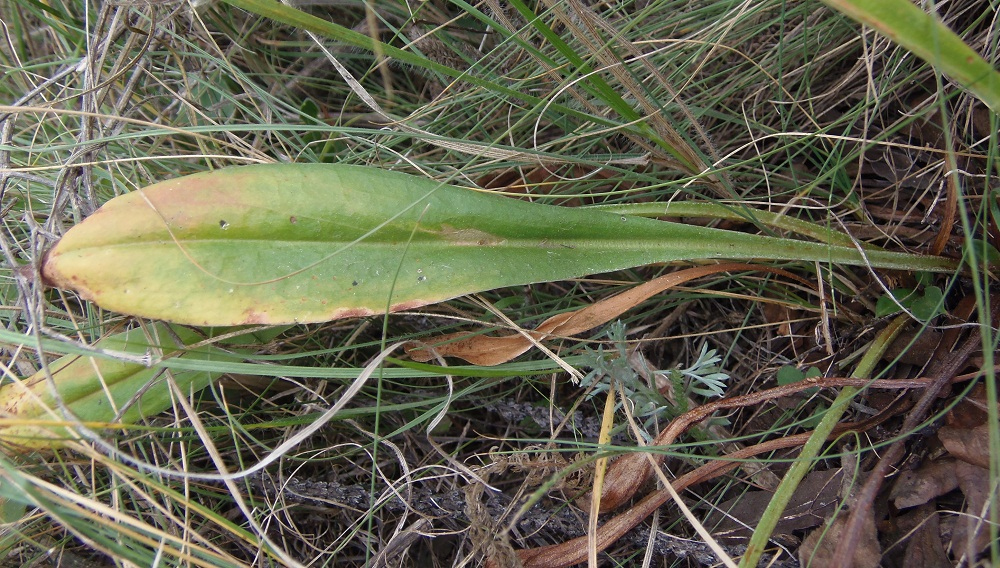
[930,151,959,256]
[588,382,618,567]
[593,376,935,514]
[505,386,925,568]
[407,263,800,366]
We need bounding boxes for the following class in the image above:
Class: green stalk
[739,314,910,567]
[589,202,877,249]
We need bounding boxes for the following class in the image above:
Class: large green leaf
[42,164,958,326]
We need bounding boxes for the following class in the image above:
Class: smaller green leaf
[299,98,322,147]
[299,98,319,120]
[776,365,805,386]
[910,285,944,321]
[776,366,821,395]
[0,324,238,448]
[915,271,934,288]
[876,286,945,321]
[969,238,1000,267]
[875,288,915,318]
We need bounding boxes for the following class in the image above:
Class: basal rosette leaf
[42,164,958,326]
[0,324,234,448]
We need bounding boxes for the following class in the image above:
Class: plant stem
[739,314,909,567]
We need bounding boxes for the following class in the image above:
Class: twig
[595,375,934,512]
[829,306,992,565]
[512,394,915,568]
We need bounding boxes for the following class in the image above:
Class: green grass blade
[822,0,1000,113]
[42,164,959,326]
[221,0,642,139]
[502,0,699,171]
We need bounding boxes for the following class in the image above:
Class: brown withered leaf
[944,383,991,429]
[761,302,798,337]
[938,424,991,469]
[952,461,992,561]
[799,511,880,568]
[902,505,950,568]
[707,468,843,542]
[890,459,959,509]
[883,327,942,366]
[407,263,803,365]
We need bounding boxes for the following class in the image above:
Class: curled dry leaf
[952,461,993,560]
[938,423,991,469]
[407,263,803,366]
[890,459,960,509]
[944,383,992,429]
[899,505,950,568]
[883,327,943,366]
[889,458,993,562]
[799,511,881,568]
[706,468,844,542]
